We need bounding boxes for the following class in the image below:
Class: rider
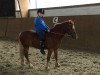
[34,9,50,55]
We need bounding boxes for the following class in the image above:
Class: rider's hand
[47,29,50,32]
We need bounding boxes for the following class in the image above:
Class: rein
[50,32,65,36]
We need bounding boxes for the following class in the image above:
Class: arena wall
[0,18,34,39]
[0,15,100,51]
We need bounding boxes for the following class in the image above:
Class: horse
[18,20,78,69]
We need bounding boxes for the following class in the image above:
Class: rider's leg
[38,31,46,55]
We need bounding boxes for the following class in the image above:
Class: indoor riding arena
[0,0,100,75]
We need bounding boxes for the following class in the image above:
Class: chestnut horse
[18,20,78,69]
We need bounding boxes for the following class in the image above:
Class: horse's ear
[68,20,71,22]
[68,20,74,25]
[68,20,72,23]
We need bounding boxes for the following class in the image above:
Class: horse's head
[50,20,78,39]
[65,20,78,39]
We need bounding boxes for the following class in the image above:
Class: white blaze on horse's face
[72,24,75,30]
[68,20,75,30]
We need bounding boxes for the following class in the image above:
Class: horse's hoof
[57,63,60,67]
[55,63,60,67]
[29,63,33,68]
[45,66,49,70]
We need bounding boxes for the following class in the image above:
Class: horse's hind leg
[19,42,25,66]
[23,46,33,68]
[54,49,60,68]
[45,49,53,69]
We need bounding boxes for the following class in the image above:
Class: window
[30,0,100,9]
[15,0,19,10]
[15,0,100,10]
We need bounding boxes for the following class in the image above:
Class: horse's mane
[53,20,73,27]
[54,21,67,26]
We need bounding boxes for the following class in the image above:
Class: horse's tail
[16,32,21,43]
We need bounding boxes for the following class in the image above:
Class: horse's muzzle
[71,33,78,39]
[75,35,78,39]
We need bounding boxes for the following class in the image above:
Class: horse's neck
[50,23,66,35]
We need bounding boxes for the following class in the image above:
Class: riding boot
[40,41,45,55]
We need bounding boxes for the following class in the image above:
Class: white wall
[15,4,100,18]
[29,4,100,17]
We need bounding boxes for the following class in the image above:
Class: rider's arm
[38,19,49,31]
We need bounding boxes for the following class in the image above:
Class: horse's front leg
[45,49,53,70]
[54,49,60,68]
